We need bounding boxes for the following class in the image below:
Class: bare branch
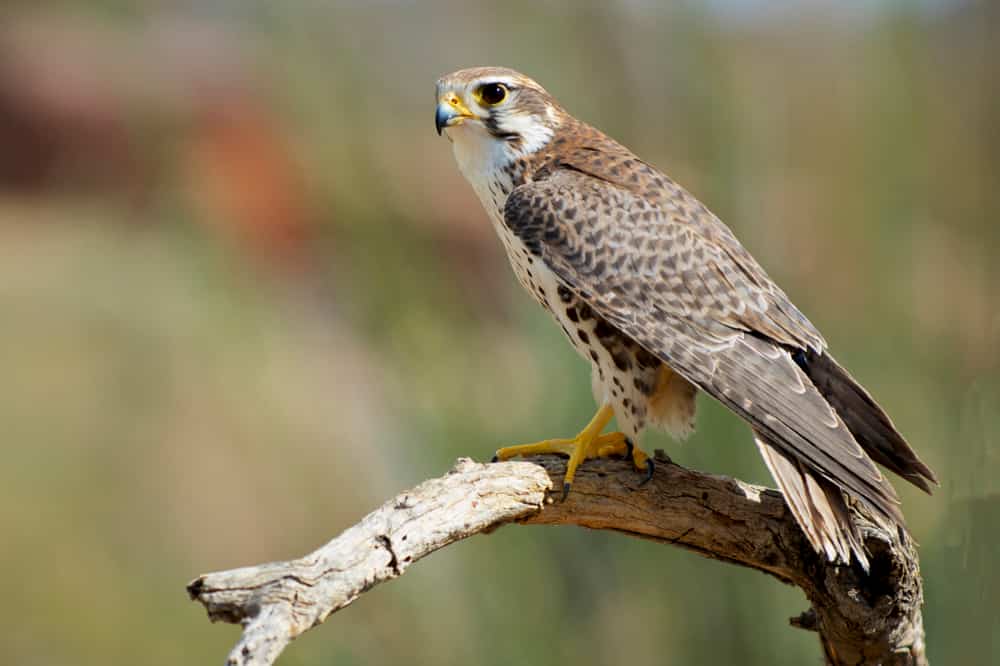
[188,454,927,666]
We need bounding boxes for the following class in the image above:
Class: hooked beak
[436,92,474,135]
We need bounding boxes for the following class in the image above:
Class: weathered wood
[188,454,927,666]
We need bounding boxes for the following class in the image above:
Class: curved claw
[624,438,634,461]
[561,482,571,502]
[491,454,499,463]
[640,458,655,486]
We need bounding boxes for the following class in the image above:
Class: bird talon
[641,459,655,485]
[561,482,571,502]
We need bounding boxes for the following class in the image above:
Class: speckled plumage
[436,67,937,568]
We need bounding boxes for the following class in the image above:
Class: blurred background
[1,0,997,664]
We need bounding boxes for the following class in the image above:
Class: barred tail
[755,432,870,570]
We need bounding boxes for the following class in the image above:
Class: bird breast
[471,175,692,441]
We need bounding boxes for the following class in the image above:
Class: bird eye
[476,82,508,106]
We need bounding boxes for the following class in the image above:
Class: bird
[434,66,937,569]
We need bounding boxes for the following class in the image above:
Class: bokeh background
[2,1,997,664]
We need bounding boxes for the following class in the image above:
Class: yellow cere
[443,92,473,118]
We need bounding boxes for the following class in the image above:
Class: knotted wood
[188,454,927,665]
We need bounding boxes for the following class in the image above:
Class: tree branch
[188,454,927,666]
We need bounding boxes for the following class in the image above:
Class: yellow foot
[491,405,655,498]
[492,431,628,461]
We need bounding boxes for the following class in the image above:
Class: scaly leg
[493,404,654,497]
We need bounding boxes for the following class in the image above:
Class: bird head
[435,67,563,172]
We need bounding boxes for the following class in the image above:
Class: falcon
[435,66,937,569]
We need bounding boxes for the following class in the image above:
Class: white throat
[449,124,514,189]
[448,116,554,218]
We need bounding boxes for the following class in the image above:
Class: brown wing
[503,167,904,535]
[545,137,827,354]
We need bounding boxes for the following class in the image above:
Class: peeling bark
[188,454,927,665]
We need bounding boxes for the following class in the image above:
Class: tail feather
[755,433,869,570]
[795,350,938,493]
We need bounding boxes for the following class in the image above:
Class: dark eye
[477,82,508,106]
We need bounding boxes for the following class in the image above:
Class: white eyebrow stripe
[470,76,520,89]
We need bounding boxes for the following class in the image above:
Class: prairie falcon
[435,67,937,569]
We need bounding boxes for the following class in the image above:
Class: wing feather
[503,168,904,528]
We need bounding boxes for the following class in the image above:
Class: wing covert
[503,168,902,524]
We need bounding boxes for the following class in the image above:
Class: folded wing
[503,168,934,564]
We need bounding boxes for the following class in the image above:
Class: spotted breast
[472,157,698,444]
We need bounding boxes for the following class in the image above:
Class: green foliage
[0,2,997,665]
